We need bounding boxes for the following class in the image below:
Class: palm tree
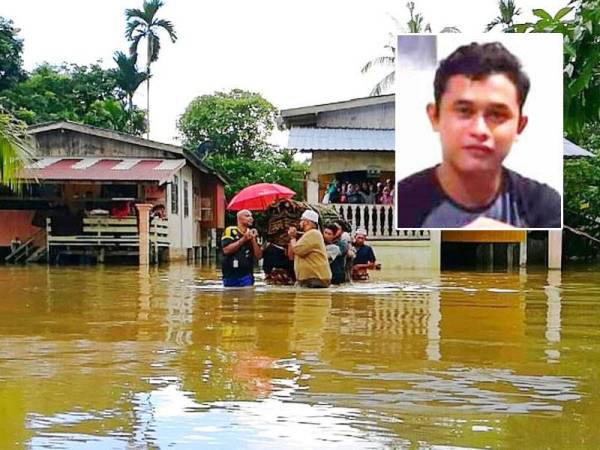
[406,1,431,33]
[125,0,177,138]
[361,2,459,96]
[485,0,522,32]
[361,34,396,96]
[113,51,149,111]
[0,107,34,191]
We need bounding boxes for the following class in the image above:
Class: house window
[171,175,179,215]
[101,184,137,199]
[183,180,189,218]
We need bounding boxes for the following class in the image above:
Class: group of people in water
[220,209,377,288]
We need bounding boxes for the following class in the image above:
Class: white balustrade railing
[327,203,430,240]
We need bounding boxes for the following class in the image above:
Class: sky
[3,0,569,146]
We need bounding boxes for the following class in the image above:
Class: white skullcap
[300,209,319,224]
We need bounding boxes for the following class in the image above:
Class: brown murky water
[1,263,599,449]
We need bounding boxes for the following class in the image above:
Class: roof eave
[182,150,229,184]
[28,121,184,156]
[279,94,395,128]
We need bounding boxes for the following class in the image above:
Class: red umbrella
[227,183,296,211]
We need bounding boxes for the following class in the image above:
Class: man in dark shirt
[396,42,561,229]
[351,229,376,281]
[221,209,262,287]
[323,224,347,285]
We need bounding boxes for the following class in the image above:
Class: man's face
[427,73,528,175]
[238,211,253,227]
[299,218,312,232]
[323,229,334,244]
[334,224,342,239]
[355,234,366,246]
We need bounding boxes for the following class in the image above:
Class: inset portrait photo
[395,34,563,230]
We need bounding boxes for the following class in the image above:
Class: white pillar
[307,180,319,204]
[544,270,561,362]
[545,271,561,343]
[429,230,441,270]
[519,236,528,267]
[426,291,441,361]
[136,203,152,266]
[548,230,562,270]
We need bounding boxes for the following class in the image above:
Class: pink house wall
[0,211,40,246]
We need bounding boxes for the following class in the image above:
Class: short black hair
[433,42,530,114]
[333,219,351,233]
[324,224,338,234]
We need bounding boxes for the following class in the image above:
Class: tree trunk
[146,37,151,140]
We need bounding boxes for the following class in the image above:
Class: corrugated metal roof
[20,157,186,185]
[564,138,594,157]
[281,94,394,119]
[288,127,394,152]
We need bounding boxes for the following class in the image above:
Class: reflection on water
[1,265,600,449]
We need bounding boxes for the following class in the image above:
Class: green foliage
[564,122,600,257]
[112,51,148,110]
[565,158,600,221]
[406,1,432,33]
[564,155,600,257]
[485,0,522,32]
[0,63,146,135]
[0,107,34,190]
[83,99,147,135]
[202,150,308,200]
[125,0,177,136]
[179,88,304,202]
[511,1,600,254]
[0,17,25,91]
[512,0,600,140]
[178,89,278,159]
[125,0,177,67]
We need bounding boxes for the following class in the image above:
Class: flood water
[1,263,599,449]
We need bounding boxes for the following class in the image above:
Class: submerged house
[0,121,225,264]
[281,94,395,204]
[280,94,589,270]
[281,95,434,269]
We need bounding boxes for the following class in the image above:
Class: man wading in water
[221,209,263,287]
[287,210,332,288]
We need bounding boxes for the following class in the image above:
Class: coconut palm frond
[485,17,502,31]
[0,110,35,191]
[486,0,522,32]
[369,71,395,96]
[385,13,404,33]
[153,18,177,42]
[113,51,148,96]
[148,33,161,63]
[125,1,176,63]
[500,0,521,19]
[125,18,146,40]
[143,0,164,18]
[128,33,144,58]
[124,7,146,21]
[360,55,395,74]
